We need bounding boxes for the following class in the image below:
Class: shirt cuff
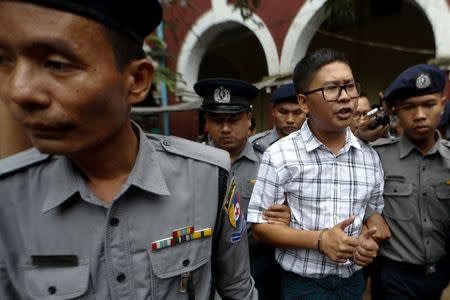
[363,206,377,223]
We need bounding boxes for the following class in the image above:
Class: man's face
[0,2,134,155]
[273,102,306,137]
[395,92,445,144]
[299,61,358,135]
[350,96,371,133]
[205,111,251,155]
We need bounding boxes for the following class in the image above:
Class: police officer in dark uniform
[0,1,257,299]
[250,83,306,152]
[370,64,450,299]
[195,78,288,299]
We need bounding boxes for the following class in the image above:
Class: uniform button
[422,192,427,196]
[48,286,57,295]
[422,166,426,171]
[183,259,190,267]
[116,273,126,282]
[110,217,120,226]
[163,139,171,146]
[424,218,427,222]
[426,241,430,245]
[393,189,398,193]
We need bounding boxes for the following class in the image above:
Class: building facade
[154,0,450,140]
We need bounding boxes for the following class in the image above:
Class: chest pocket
[149,236,212,299]
[382,180,414,220]
[24,260,90,300]
[432,183,450,227]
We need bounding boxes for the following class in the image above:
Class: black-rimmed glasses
[302,83,360,101]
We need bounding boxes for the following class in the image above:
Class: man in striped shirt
[247,48,385,299]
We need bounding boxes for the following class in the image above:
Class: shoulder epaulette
[249,130,271,144]
[441,139,450,148]
[252,141,266,154]
[0,148,50,177]
[146,134,230,171]
[370,137,399,147]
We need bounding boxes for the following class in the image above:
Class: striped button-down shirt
[247,122,384,278]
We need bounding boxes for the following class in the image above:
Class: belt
[378,256,445,276]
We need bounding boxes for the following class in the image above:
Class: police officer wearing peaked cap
[0,2,257,299]
[196,78,289,300]
[249,83,306,153]
[370,64,450,300]
[195,78,261,217]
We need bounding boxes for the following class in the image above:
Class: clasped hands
[262,206,381,267]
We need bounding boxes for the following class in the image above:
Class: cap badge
[214,86,231,103]
[416,73,431,89]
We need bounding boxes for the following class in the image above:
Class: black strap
[209,167,229,300]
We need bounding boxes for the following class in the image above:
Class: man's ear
[439,96,447,117]
[125,58,154,105]
[298,94,309,114]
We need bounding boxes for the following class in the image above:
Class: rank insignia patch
[230,218,245,243]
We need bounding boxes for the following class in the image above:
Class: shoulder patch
[249,130,271,144]
[370,137,399,147]
[0,148,50,177]
[146,134,230,171]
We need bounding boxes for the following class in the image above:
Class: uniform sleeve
[212,174,258,300]
[246,150,285,224]
[367,151,385,214]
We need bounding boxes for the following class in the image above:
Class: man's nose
[9,62,50,110]
[286,113,295,123]
[414,106,427,120]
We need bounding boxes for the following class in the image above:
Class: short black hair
[293,48,350,94]
[103,26,146,72]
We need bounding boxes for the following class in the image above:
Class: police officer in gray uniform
[195,78,262,218]
[0,1,257,299]
[250,83,306,152]
[370,64,450,299]
[195,78,286,299]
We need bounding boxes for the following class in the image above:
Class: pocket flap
[383,181,413,196]
[435,183,450,200]
[149,236,211,278]
[24,260,89,300]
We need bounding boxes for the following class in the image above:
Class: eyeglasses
[353,111,368,120]
[302,83,360,101]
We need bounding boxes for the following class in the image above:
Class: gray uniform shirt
[0,126,257,300]
[230,140,262,218]
[373,134,450,264]
[249,126,280,153]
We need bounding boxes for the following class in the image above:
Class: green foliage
[322,0,357,29]
[233,0,261,20]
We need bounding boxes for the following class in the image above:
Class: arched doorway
[308,0,436,104]
[281,0,449,104]
[197,25,269,134]
[175,2,278,139]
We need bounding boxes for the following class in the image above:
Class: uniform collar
[235,140,260,163]
[271,126,282,140]
[301,121,362,153]
[399,130,450,159]
[42,122,170,213]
